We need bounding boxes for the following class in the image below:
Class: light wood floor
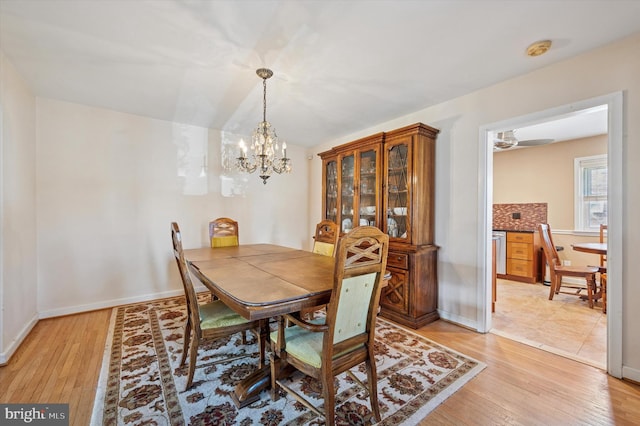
[492,278,607,368]
[1,306,638,425]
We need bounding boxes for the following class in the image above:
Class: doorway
[479,92,623,377]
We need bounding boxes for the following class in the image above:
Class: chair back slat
[538,223,560,267]
[538,223,561,286]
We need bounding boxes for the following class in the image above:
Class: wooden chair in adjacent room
[269,226,389,426]
[300,220,340,320]
[171,222,265,390]
[599,224,607,313]
[600,273,607,314]
[599,224,608,268]
[538,223,600,309]
[209,217,239,248]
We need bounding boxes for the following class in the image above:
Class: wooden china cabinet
[321,133,384,233]
[319,123,439,328]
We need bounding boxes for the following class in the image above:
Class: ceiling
[494,104,609,151]
[1,0,639,148]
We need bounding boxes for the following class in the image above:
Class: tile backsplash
[493,203,548,231]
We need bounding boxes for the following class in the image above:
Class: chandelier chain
[262,76,267,124]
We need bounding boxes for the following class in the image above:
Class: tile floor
[491,278,607,369]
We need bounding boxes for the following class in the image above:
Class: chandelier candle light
[237,68,292,184]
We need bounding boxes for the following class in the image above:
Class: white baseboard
[437,310,480,332]
[0,313,39,366]
[38,288,189,319]
[622,365,640,383]
[3,286,213,365]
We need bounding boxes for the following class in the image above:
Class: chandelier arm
[237,157,258,173]
[271,158,291,174]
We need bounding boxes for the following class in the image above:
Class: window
[574,154,607,231]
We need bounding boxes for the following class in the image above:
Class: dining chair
[269,226,389,425]
[600,273,607,314]
[585,224,608,310]
[209,217,239,248]
[301,220,340,320]
[600,224,608,273]
[599,224,608,267]
[598,224,607,313]
[171,222,265,390]
[538,224,600,309]
[312,219,340,256]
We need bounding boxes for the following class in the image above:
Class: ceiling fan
[493,130,555,150]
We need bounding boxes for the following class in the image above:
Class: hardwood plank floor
[413,320,640,425]
[1,307,638,425]
[0,309,111,426]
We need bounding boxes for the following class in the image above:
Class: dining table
[184,243,336,407]
[571,242,607,256]
[571,242,607,300]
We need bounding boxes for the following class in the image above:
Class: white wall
[0,52,38,363]
[35,98,309,317]
[308,32,640,380]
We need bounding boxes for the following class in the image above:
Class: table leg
[579,278,602,301]
[231,365,271,408]
[230,357,297,408]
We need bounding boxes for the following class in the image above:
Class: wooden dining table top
[572,242,607,255]
[185,244,335,320]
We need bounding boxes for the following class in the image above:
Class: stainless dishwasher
[492,231,507,275]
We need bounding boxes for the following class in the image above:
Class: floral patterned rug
[91,296,485,425]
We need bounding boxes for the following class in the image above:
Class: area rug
[91,296,485,425]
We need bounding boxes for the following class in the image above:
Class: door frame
[476,91,623,378]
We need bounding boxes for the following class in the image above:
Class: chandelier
[237,68,292,184]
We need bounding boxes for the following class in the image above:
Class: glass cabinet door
[340,154,355,232]
[386,143,409,240]
[325,160,338,224]
[358,149,378,228]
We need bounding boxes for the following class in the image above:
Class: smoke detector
[526,40,552,57]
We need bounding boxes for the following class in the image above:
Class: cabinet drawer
[507,232,533,243]
[507,242,532,260]
[507,259,533,277]
[387,252,409,269]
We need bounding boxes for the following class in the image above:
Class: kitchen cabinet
[503,231,542,283]
[320,123,439,328]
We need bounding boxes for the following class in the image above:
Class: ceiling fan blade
[516,138,555,147]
